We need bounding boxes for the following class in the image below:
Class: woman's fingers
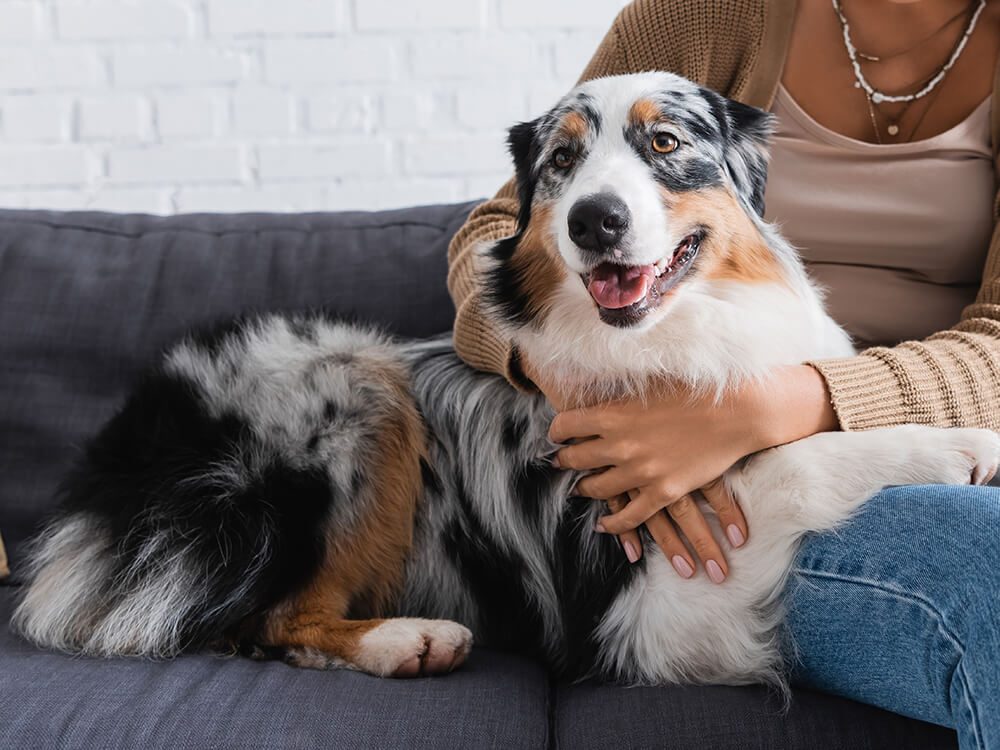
[607,494,643,564]
[548,407,606,444]
[645,512,695,578]
[595,491,662,534]
[554,438,612,472]
[667,495,728,583]
[574,468,638,501]
[700,477,748,548]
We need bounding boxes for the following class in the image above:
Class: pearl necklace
[831,0,986,104]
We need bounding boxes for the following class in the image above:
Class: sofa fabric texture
[0,205,958,748]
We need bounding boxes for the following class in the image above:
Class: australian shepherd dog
[13,72,1000,685]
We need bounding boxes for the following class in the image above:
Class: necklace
[853,2,972,62]
[832,0,986,104]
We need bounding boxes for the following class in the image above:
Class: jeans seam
[793,567,984,747]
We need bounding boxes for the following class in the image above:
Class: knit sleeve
[809,200,1000,431]
[447,14,634,388]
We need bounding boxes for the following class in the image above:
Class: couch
[0,203,961,749]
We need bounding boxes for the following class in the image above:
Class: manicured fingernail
[623,541,639,564]
[594,521,606,533]
[726,524,745,547]
[706,559,725,584]
[671,555,694,579]
[551,455,560,469]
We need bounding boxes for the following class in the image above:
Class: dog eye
[652,133,679,154]
[552,148,575,169]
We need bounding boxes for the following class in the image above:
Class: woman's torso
[768,0,999,347]
[764,85,995,347]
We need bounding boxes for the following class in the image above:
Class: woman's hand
[549,385,758,582]
[526,356,838,582]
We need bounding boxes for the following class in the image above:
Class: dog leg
[262,599,472,677]
[730,425,1000,532]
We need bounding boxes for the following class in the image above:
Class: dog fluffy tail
[11,316,393,657]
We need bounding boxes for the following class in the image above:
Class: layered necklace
[831,0,987,143]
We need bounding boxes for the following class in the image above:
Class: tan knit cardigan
[447,0,1000,431]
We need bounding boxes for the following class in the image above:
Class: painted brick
[455,86,531,130]
[264,38,395,83]
[355,0,483,31]
[0,1,612,213]
[87,188,174,214]
[176,184,326,212]
[233,87,294,135]
[0,3,43,41]
[552,31,608,78]
[109,146,244,183]
[113,48,244,87]
[411,36,541,79]
[326,178,461,211]
[306,93,370,133]
[379,91,452,132]
[498,0,625,29]
[2,95,74,141]
[57,2,191,40]
[79,94,148,140]
[0,49,104,90]
[156,93,221,138]
[208,0,343,35]
[257,142,390,180]
[0,146,93,186]
[403,134,510,176]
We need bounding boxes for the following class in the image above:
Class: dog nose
[567,193,630,253]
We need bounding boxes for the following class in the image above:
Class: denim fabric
[786,484,1000,750]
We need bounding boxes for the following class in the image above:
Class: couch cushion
[0,204,479,568]
[554,679,959,750]
[0,586,548,749]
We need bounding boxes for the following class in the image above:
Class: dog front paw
[354,618,473,678]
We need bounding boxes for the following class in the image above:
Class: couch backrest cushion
[0,202,480,570]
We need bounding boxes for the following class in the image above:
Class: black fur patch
[59,365,333,649]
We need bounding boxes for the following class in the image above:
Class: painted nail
[706,559,726,584]
[727,524,746,547]
[594,521,607,533]
[671,555,694,579]
[551,455,561,469]
[623,541,640,564]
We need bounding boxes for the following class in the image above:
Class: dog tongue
[587,263,656,309]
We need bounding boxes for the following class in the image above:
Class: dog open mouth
[582,230,704,327]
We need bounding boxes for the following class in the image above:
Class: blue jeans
[785,484,1000,750]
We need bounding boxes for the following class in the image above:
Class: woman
[447,0,1000,746]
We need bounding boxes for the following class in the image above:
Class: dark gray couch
[0,204,960,749]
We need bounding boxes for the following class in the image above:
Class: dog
[13,71,1000,685]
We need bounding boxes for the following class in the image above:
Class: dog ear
[721,99,773,218]
[507,118,542,230]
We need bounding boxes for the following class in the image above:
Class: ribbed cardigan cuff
[808,353,910,431]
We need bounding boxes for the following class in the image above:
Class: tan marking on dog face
[509,203,567,323]
[660,186,788,286]
[256,355,427,668]
[558,111,588,143]
[628,98,663,128]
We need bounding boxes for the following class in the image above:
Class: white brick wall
[0,0,629,214]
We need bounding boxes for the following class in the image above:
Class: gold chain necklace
[834,0,984,142]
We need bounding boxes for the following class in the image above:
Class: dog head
[485,72,785,336]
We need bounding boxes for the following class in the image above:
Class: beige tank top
[763,84,995,349]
